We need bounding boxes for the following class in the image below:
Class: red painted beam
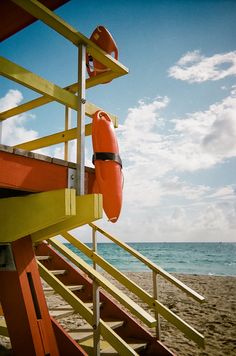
[51,317,88,356]
[0,236,60,355]
[0,151,67,192]
[0,150,95,194]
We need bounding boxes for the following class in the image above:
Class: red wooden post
[0,236,59,356]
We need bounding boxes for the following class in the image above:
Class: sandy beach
[122,273,236,356]
[0,273,235,355]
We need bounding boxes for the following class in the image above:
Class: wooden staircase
[35,242,174,355]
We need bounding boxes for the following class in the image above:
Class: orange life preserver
[92,110,123,223]
[86,26,118,83]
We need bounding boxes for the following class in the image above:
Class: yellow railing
[1,0,128,182]
[57,228,205,348]
[89,223,205,303]
[38,256,138,356]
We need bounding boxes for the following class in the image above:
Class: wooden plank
[0,236,60,354]
[11,0,129,75]
[0,74,118,124]
[90,224,205,304]
[0,149,95,195]
[38,262,137,356]
[0,189,76,242]
[14,128,82,151]
[31,193,103,242]
[0,57,78,109]
[49,237,157,328]
[0,150,67,192]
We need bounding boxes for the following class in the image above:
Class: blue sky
[1,0,236,242]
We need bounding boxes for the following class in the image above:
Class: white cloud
[160,176,210,200]
[1,89,235,242]
[0,90,38,146]
[209,186,236,199]
[119,87,236,184]
[171,87,236,169]
[168,50,236,83]
[113,90,236,241]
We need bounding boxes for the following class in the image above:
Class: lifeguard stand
[0,1,205,355]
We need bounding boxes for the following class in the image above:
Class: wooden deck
[0,144,95,196]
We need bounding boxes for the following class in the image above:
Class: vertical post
[64,106,71,161]
[0,121,2,144]
[93,281,101,356]
[152,270,161,340]
[0,236,59,355]
[76,43,86,195]
[92,226,97,270]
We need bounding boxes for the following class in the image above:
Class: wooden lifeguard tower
[0,1,205,355]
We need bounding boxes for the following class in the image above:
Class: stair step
[101,338,147,354]
[36,255,51,261]
[50,269,67,275]
[84,302,103,309]
[103,319,124,329]
[65,285,84,292]
[69,330,93,343]
[43,285,83,296]
[0,318,8,337]
[49,308,74,319]
[43,287,56,296]
[69,318,124,343]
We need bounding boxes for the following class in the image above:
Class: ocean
[66,242,236,276]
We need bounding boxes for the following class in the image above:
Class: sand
[0,273,235,355]
[122,273,236,356]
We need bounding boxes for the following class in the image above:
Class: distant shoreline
[68,242,236,277]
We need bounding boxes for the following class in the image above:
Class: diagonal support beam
[0,57,118,124]
[0,189,76,243]
[11,0,128,75]
[0,57,77,109]
[31,193,103,242]
[14,127,91,151]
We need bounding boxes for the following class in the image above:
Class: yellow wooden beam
[31,194,102,242]
[38,262,137,355]
[153,299,205,348]
[0,74,117,122]
[0,189,76,243]
[11,0,129,76]
[0,57,118,125]
[90,223,205,304]
[14,113,117,151]
[49,236,157,328]
[60,231,205,348]
[0,57,77,109]
[14,127,90,151]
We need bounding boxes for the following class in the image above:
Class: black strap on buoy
[92,152,122,168]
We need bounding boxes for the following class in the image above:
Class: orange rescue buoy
[86,26,118,82]
[92,110,123,223]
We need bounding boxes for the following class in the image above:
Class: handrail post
[0,122,2,144]
[93,281,101,356]
[76,43,86,195]
[92,226,97,270]
[64,106,71,161]
[152,271,161,340]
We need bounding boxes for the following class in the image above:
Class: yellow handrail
[49,236,156,328]
[60,231,205,348]
[38,260,138,355]
[89,223,205,303]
